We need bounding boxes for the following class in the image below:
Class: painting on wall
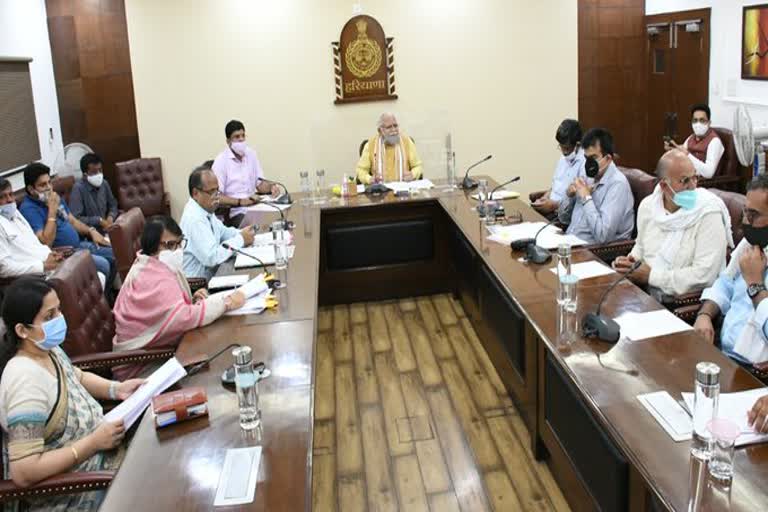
[743,4,768,80]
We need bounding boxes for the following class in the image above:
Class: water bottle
[477,179,488,219]
[315,169,326,204]
[691,362,720,460]
[232,346,261,431]
[446,150,456,189]
[272,220,288,270]
[299,171,310,204]
[557,244,577,306]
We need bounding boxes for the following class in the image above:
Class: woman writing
[112,215,247,379]
[0,277,144,511]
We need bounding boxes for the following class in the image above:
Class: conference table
[102,179,768,511]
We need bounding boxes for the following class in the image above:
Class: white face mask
[158,248,184,273]
[86,173,104,188]
[692,122,709,137]
[564,150,578,164]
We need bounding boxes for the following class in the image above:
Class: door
[645,9,710,173]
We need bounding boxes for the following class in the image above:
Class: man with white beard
[356,112,423,184]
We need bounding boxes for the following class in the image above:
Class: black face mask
[743,223,768,249]
[585,156,600,178]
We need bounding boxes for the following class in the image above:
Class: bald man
[356,112,423,184]
[613,150,732,299]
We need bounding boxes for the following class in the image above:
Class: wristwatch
[747,283,767,299]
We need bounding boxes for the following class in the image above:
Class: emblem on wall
[332,15,397,104]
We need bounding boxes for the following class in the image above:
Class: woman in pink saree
[112,216,245,379]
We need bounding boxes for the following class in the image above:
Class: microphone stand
[261,180,292,205]
[510,219,558,264]
[582,260,642,343]
[255,201,294,231]
[460,155,493,190]
[222,242,270,269]
[477,176,520,218]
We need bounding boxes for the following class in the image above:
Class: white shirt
[630,191,727,296]
[684,135,725,179]
[0,210,51,278]
[549,149,586,202]
[180,198,245,279]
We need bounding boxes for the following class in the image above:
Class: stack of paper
[104,357,187,429]
[224,289,272,316]
[214,447,262,506]
[486,222,588,250]
[682,388,768,447]
[637,391,693,442]
[207,275,249,291]
[548,261,616,280]
[234,246,276,269]
[614,310,693,341]
[384,179,435,193]
[471,190,521,200]
[245,203,291,213]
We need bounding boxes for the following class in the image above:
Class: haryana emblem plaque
[332,15,397,104]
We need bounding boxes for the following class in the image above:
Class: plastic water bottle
[477,179,488,219]
[315,169,326,204]
[299,171,310,204]
[691,362,720,460]
[272,220,288,270]
[232,346,261,431]
[557,244,576,306]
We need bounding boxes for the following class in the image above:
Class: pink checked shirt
[212,145,265,216]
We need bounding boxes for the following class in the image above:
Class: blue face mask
[29,315,68,351]
[672,189,697,210]
[0,203,16,220]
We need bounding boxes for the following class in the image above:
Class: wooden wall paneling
[46,0,140,187]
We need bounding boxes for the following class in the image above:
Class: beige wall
[126,0,578,217]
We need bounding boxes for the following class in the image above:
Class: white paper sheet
[613,310,693,341]
[637,391,694,442]
[245,203,291,213]
[214,447,262,507]
[471,190,521,200]
[384,179,435,193]
[207,275,249,290]
[549,261,616,280]
[486,222,588,250]
[356,184,365,193]
[104,357,187,429]
[234,246,276,268]
[682,388,768,447]
[224,289,272,316]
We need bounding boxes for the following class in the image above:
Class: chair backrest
[617,166,658,238]
[114,158,166,217]
[712,128,740,179]
[709,188,747,246]
[48,251,115,358]
[108,207,146,281]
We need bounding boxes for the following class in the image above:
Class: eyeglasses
[197,188,220,198]
[159,237,188,251]
[557,143,576,153]
[666,174,698,187]
[743,207,768,224]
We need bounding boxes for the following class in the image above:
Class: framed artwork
[743,4,768,80]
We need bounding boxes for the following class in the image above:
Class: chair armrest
[583,240,636,265]
[663,290,703,309]
[0,471,114,503]
[187,277,207,294]
[71,348,175,371]
[529,190,547,202]
[672,304,702,325]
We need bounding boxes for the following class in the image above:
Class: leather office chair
[586,166,658,264]
[47,251,174,372]
[114,158,170,218]
[108,207,145,281]
[693,128,746,193]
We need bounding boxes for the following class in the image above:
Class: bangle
[697,311,715,320]
[47,217,56,223]
[108,381,118,400]
[70,445,79,464]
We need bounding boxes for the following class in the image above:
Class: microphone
[460,155,493,190]
[222,242,269,268]
[262,180,292,205]
[582,260,642,343]
[478,176,520,218]
[509,219,558,264]
[256,201,294,231]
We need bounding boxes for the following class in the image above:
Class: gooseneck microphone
[509,218,558,264]
[256,201,294,231]
[262,180,292,205]
[461,155,493,190]
[582,260,643,343]
[478,176,520,218]
[222,242,269,268]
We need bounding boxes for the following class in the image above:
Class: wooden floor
[312,294,571,512]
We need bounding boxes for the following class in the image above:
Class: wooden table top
[103,180,768,511]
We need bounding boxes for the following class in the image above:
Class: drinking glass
[707,418,740,481]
